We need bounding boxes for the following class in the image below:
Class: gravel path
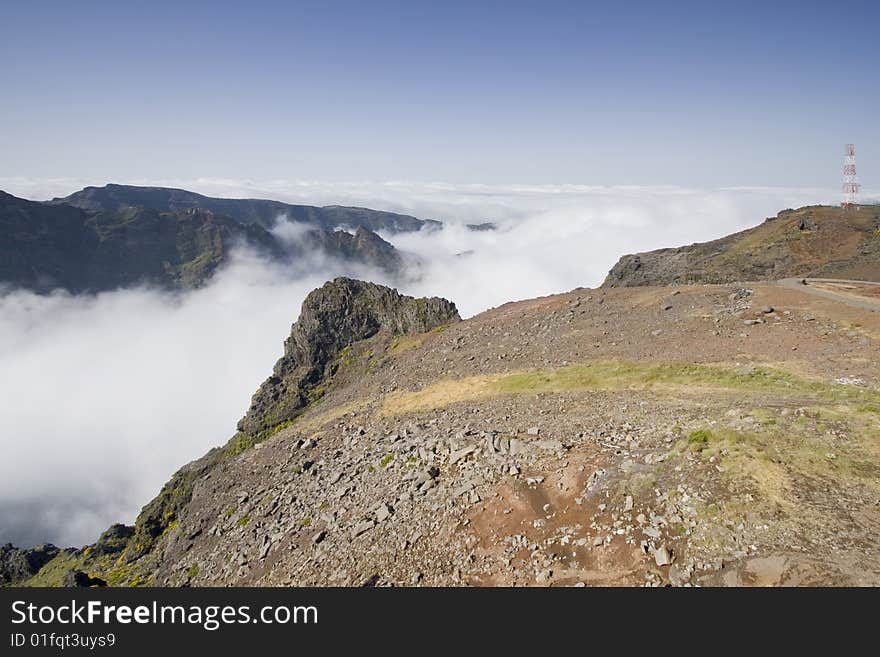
[777,278,880,313]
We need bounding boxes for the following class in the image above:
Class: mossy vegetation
[666,403,880,515]
[19,551,79,587]
[224,418,299,459]
[388,332,430,355]
[20,547,149,588]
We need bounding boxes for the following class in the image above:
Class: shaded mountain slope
[0,191,404,292]
[603,205,880,287]
[1,543,60,586]
[51,184,440,233]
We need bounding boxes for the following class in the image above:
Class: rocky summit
[239,277,461,437]
[603,205,880,287]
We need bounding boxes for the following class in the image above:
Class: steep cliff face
[238,277,460,436]
[602,205,880,287]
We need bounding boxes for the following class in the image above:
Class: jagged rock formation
[0,543,60,585]
[307,227,403,274]
[0,191,407,292]
[603,205,880,287]
[51,184,440,233]
[239,277,460,435]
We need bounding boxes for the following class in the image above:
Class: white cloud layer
[0,180,846,546]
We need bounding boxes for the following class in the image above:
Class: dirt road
[777,278,880,313]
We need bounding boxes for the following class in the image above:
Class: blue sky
[1,0,877,187]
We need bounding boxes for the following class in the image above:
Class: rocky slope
[110,279,457,568]
[15,273,880,587]
[0,191,404,292]
[51,184,440,233]
[603,205,880,287]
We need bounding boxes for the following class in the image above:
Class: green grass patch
[496,361,878,403]
[688,428,713,450]
[20,552,79,587]
[386,360,880,416]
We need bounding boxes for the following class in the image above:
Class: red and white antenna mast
[842,143,860,208]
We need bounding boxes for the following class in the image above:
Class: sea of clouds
[0,179,844,546]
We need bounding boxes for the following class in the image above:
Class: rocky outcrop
[602,205,880,287]
[93,524,135,555]
[238,277,460,436]
[305,227,403,273]
[0,543,60,585]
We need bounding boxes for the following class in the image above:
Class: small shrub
[688,429,713,449]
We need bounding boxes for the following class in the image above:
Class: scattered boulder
[63,570,107,588]
[654,546,671,567]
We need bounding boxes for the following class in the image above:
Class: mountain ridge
[50,184,441,233]
[0,190,406,293]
